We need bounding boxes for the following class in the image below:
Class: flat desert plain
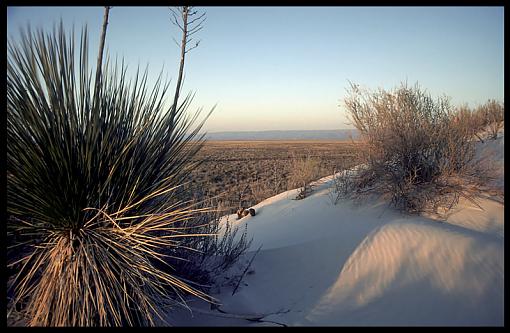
[188,140,363,212]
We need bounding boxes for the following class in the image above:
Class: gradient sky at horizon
[7,6,504,132]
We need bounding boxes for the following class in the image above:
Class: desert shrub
[453,104,487,142]
[7,24,221,326]
[335,82,486,215]
[479,99,504,140]
[288,155,320,199]
[448,100,504,143]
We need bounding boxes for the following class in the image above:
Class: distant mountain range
[205,129,359,141]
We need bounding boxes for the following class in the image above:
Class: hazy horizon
[206,128,355,133]
[7,6,504,132]
[204,128,359,141]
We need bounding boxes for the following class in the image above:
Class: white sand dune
[168,132,504,326]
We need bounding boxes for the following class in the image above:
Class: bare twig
[232,244,262,296]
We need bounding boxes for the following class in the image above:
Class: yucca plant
[7,22,216,326]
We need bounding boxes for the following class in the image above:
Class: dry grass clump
[333,82,491,215]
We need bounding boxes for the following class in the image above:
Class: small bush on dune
[453,104,487,142]
[336,82,489,215]
[288,155,320,199]
[6,24,231,326]
[454,100,504,142]
[478,99,504,140]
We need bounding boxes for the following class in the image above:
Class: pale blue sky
[7,6,504,132]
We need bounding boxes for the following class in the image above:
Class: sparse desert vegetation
[7,5,503,328]
[454,99,505,143]
[480,100,505,140]
[332,82,502,216]
[185,140,363,213]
